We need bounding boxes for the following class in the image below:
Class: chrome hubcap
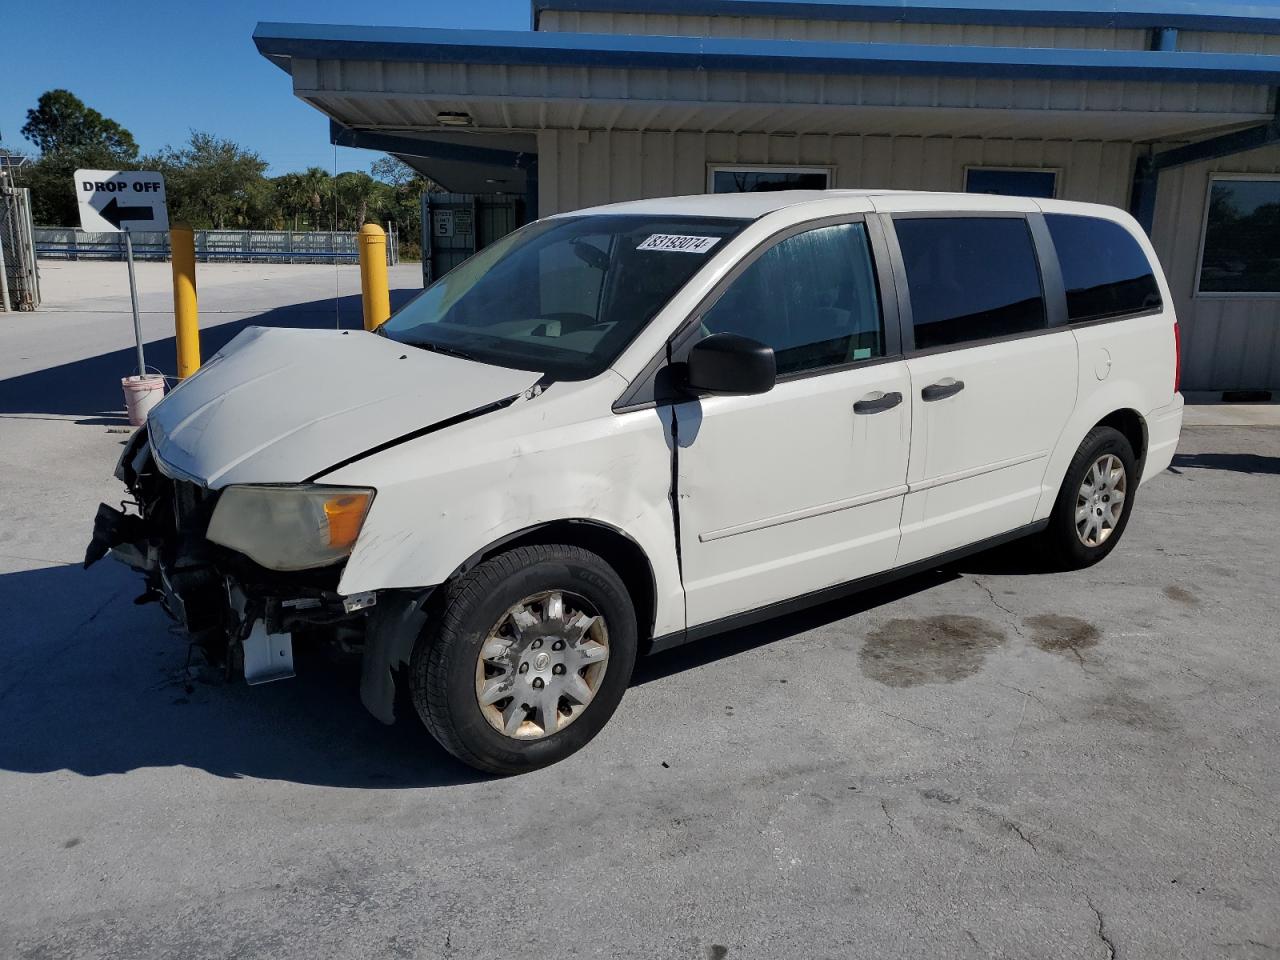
[1076,453,1127,548]
[475,590,609,740]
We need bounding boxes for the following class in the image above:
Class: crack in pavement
[971,577,1026,639]
[879,710,946,737]
[1214,941,1279,954]
[1086,897,1117,960]
[1205,759,1255,796]
[880,799,898,836]
[1007,820,1039,853]
[995,680,1071,722]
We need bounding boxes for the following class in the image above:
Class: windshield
[380,214,748,379]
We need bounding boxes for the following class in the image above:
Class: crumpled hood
[147,326,540,488]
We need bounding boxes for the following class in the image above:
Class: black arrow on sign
[100,196,155,229]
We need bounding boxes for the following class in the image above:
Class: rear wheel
[1042,426,1137,569]
[410,544,638,775]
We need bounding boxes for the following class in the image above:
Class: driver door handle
[921,379,965,402]
[853,391,903,415]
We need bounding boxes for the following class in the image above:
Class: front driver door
[671,218,912,630]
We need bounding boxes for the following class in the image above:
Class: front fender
[327,389,685,638]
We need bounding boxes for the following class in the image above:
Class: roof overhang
[330,123,536,194]
[532,0,1280,34]
[255,21,1280,154]
[254,22,1280,86]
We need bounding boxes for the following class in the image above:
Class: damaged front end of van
[85,426,378,684]
[83,324,543,699]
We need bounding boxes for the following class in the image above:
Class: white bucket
[121,374,166,426]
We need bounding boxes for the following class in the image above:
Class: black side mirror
[685,333,776,397]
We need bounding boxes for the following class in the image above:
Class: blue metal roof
[254,21,1280,85]
[532,0,1280,33]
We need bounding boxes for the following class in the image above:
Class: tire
[410,544,638,775]
[1042,425,1138,570]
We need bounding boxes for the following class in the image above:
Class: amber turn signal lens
[324,492,372,549]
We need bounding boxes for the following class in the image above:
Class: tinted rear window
[1046,214,1162,322]
[895,217,1046,350]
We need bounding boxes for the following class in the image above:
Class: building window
[895,217,1046,350]
[965,167,1058,199]
[709,166,831,194]
[1198,176,1280,295]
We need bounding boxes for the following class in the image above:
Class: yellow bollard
[358,223,391,332]
[170,223,201,378]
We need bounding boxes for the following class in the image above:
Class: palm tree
[274,172,309,230]
[300,166,331,230]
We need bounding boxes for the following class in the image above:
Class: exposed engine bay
[84,428,395,692]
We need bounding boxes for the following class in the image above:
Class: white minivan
[87,190,1184,773]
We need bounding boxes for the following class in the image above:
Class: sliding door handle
[921,379,965,402]
[853,391,903,414]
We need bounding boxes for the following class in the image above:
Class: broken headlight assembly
[206,485,375,571]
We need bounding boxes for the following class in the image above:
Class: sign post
[121,228,146,376]
[74,170,169,377]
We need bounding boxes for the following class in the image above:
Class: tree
[332,171,394,231]
[371,155,440,255]
[21,89,138,158]
[371,156,419,189]
[273,172,310,230]
[300,167,332,230]
[16,90,140,225]
[147,131,269,229]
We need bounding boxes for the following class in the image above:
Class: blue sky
[1,0,529,176]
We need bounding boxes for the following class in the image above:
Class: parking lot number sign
[75,169,169,233]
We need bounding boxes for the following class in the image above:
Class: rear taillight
[1173,319,1182,393]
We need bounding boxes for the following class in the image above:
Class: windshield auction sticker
[636,234,722,253]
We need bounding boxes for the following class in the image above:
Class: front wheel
[1042,425,1137,569]
[410,544,638,775]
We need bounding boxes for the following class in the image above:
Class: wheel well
[470,521,657,641]
[1097,408,1148,468]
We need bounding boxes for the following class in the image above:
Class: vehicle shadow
[1171,451,1280,476]
[0,561,483,789]
[635,534,1055,683]
[0,288,420,419]
[634,567,961,685]
[1,542,1046,788]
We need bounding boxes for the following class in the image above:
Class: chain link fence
[1,180,40,311]
[33,227,399,265]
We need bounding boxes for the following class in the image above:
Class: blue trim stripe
[533,0,1280,34]
[254,21,1280,85]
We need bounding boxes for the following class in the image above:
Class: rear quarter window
[1045,214,1163,322]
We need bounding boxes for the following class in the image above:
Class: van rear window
[1045,214,1162,322]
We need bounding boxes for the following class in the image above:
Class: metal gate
[0,176,40,311]
[421,192,525,285]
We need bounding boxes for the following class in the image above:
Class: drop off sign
[75,169,169,233]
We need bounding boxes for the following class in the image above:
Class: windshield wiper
[410,341,480,363]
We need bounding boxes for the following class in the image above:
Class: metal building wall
[536,129,1135,212]
[538,10,1280,58]
[537,10,1152,50]
[1179,32,1280,55]
[1150,142,1280,392]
